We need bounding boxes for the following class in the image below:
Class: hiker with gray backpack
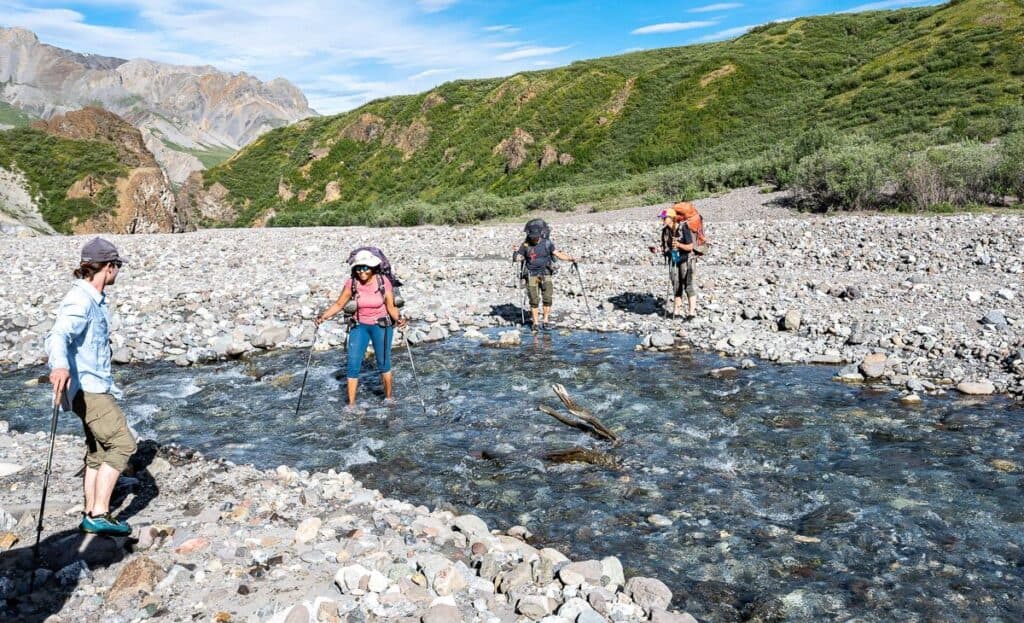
[315,248,407,412]
[513,219,577,331]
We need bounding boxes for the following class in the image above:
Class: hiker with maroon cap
[44,237,135,536]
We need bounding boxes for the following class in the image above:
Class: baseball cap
[80,237,125,264]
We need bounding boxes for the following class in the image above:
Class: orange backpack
[672,202,708,253]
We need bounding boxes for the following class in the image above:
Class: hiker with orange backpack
[662,201,707,319]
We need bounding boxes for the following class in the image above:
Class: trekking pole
[668,261,676,320]
[571,262,594,323]
[515,260,526,326]
[400,328,428,415]
[30,395,61,593]
[294,325,319,416]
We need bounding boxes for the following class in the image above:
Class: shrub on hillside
[997,132,1024,203]
[791,137,895,211]
[927,141,1000,205]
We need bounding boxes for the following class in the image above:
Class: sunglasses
[110,260,123,268]
[353,265,372,272]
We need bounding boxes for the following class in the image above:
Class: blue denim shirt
[45,280,121,405]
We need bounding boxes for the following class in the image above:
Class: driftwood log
[544,447,622,470]
[538,384,620,446]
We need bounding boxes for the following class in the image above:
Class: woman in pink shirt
[316,250,406,410]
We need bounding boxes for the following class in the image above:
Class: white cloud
[842,0,936,12]
[697,23,757,41]
[631,21,717,35]
[0,1,575,113]
[485,40,527,49]
[483,24,520,33]
[409,68,455,80]
[496,46,570,61]
[689,3,743,12]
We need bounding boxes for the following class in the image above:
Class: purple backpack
[347,246,403,288]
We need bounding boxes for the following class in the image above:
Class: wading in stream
[44,237,136,537]
[315,248,407,412]
[514,218,578,332]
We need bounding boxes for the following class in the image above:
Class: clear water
[3,330,1022,622]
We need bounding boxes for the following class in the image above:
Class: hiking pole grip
[294,325,319,417]
[31,397,60,593]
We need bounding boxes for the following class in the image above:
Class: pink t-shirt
[344,276,393,325]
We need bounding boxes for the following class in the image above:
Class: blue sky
[1,0,943,114]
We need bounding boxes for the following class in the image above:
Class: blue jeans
[347,323,393,379]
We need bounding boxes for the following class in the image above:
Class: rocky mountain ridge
[0,107,182,235]
[0,26,317,184]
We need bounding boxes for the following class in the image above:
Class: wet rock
[709,367,738,379]
[859,353,887,379]
[649,332,674,348]
[498,330,522,346]
[957,380,995,395]
[647,514,672,527]
[625,577,672,613]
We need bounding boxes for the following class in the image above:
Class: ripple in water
[2,329,1022,621]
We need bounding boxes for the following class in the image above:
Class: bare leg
[83,466,97,515]
[382,372,393,400]
[90,463,120,515]
[542,306,552,324]
[673,297,682,317]
[688,295,697,317]
[347,378,359,406]
[531,308,540,328]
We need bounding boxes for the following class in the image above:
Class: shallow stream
[3,330,1022,621]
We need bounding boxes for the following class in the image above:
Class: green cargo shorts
[527,275,553,308]
[71,391,136,472]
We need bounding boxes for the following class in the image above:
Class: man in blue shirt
[45,237,135,536]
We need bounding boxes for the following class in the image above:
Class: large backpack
[524,218,551,240]
[672,202,708,254]
[347,246,403,287]
[520,219,555,279]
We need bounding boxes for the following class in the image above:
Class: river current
[2,330,1022,622]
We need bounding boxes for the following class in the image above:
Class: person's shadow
[489,303,528,325]
[608,292,665,316]
[0,440,160,623]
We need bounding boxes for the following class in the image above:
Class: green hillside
[0,128,127,233]
[196,0,1024,225]
[0,101,36,127]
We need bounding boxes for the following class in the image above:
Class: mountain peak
[0,26,317,184]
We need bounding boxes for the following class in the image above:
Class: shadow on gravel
[0,441,161,622]
[490,303,528,325]
[608,292,666,316]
